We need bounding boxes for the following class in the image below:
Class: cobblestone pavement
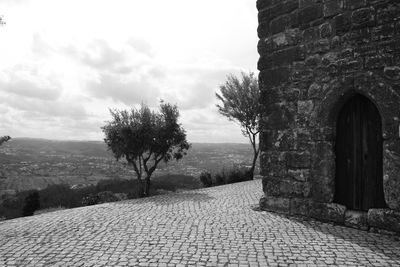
[0,180,400,266]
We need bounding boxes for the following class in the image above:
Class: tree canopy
[101,102,190,196]
[0,136,11,146]
[216,72,260,177]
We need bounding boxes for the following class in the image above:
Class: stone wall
[257,0,400,233]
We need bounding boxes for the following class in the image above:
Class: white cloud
[0,0,258,143]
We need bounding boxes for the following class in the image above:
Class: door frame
[334,93,386,211]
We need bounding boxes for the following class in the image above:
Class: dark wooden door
[335,94,386,211]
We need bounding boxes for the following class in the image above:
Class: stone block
[257,0,273,11]
[308,83,323,99]
[262,177,283,196]
[365,54,391,70]
[258,38,274,56]
[260,195,290,214]
[279,86,301,102]
[351,7,375,28]
[304,54,321,67]
[270,46,302,66]
[383,151,400,211]
[303,27,319,42]
[310,126,333,141]
[311,142,334,175]
[343,0,365,10]
[259,66,290,88]
[310,175,334,203]
[260,152,287,178]
[261,101,296,130]
[290,9,299,27]
[384,66,400,80]
[334,12,351,35]
[344,210,369,230]
[368,208,400,233]
[299,4,323,25]
[290,198,310,216]
[259,130,276,151]
[376,4,400,25]
[287,169,310,182]
[274,0,299,19]
[258,21,270,39]
[320,22,333,38]
[309,202,346,223]
[299,0,316,9]
[298,100,314,116]
[310,142,335,202]
[280,180,311,198]
[286,151,311,168]
[323,0,343,17]
[260,129,296,151]
[270,15,291,34]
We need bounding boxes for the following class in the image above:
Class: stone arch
[313,74,400,139]
[335,94,386,210]
[310,73,400,210]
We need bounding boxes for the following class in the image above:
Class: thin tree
[216,72,260,178]
[102,102,190,197]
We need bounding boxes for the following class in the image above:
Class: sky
[0,0,259,143]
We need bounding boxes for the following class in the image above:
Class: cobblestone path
[0,180,400,266]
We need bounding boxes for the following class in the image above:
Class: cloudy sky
[0,0,258,143]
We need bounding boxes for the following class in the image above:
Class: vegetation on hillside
[199,165,253,188]
[0,174,200,220]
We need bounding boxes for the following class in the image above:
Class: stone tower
[257,0,400,232]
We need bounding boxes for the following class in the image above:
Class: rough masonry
[257,0,400,233]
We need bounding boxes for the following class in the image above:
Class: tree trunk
[249,149,259,180]
[137,178,144,198]
[144,177,151,197]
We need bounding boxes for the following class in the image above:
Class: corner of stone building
[257,0,400,233]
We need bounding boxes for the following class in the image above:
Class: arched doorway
[335,94,386,211]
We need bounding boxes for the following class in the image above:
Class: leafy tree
[102,102,190,197]
[216,72,260,178]
[0,136,11,146]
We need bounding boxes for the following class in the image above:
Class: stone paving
[0,180,399,266]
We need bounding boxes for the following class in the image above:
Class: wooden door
[335,94,386,211]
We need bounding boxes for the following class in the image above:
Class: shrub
[39,184,79,209]
[81,191,127,206]
[81,194,99,206]
[214,172,225,185]
[225,166,252,184]
[22,191,40,216]
[203,165,253,188]
[199,171,213,187]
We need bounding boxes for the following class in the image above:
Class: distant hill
[0,138,257,192]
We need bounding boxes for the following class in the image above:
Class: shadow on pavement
[256,210,400,261]
[115,191,215,206]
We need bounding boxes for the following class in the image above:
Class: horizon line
[8,137,250,145]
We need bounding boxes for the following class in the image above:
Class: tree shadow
[254,209,400,261]
[115,191,215,207]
